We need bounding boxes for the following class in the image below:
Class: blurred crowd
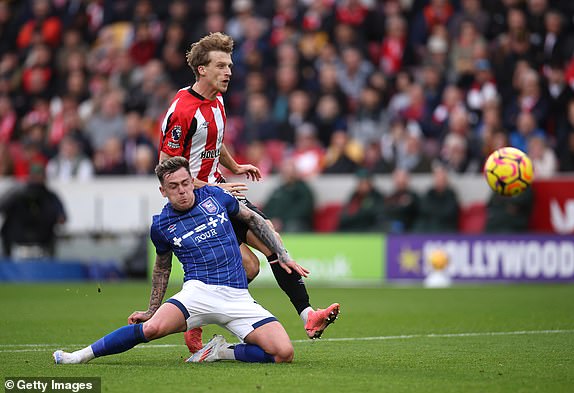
[263,163,533,234]
[0,0,574,182]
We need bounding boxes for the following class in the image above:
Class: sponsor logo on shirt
[168,224,177,233]
[171,211,229,247]
[200,148,220,159]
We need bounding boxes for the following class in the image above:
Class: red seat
[458,202,486,234]
[313,203,343,233]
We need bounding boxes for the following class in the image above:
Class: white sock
[74,346,95,363]
[217,345,236,360]
[300,307,313,324]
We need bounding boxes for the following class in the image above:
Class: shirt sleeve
[212,186,239,217]
[150,220,171,255]
[159,105,195,158]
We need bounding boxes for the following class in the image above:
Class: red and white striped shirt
[159,87,227,183]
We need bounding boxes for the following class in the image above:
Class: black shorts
[231,197,268,244]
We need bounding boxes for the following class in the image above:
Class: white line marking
[1,329,572,353]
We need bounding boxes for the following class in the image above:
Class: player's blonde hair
[186,32,234,81]
[155,156,191,184]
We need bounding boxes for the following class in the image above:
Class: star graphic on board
[399,247,421,274]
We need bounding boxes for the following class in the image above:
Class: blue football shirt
[150,186,247,289]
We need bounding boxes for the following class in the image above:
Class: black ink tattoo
[147,251,172,315]
[237,204,290,262]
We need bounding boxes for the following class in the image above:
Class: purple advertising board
[387,234,574,282]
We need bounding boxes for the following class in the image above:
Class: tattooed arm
[235,204,309,277]
[128,251,173,324]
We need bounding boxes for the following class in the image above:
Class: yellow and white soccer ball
[483,147,534,196]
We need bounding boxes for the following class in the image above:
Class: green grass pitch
[1,282,573,393]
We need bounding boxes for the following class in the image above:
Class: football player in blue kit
[53,156,309,364]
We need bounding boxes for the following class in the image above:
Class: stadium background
[0,2,573,392]
[0,0,573,283]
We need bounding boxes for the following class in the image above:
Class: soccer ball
[483,147,534,196]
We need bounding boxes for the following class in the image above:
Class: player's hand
[278,259,310,278]
[218,182,248,197]
[128,310,153,325]
[234,164,261,182]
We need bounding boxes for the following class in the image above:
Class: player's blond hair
[186,32,234,81]
[155,156,191,184]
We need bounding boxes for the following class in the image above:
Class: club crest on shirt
[198,197,219,215]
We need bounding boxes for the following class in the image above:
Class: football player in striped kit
[157,32,339,354]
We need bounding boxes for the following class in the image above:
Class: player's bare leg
[245,225,340,339]
[240,243,261,281]
[187,321,293,363]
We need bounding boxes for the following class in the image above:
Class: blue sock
[91,324,149,358]
[233,344,275,363]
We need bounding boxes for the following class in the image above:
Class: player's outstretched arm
[220,144,261,181]
[128,251,173,324]
[235,204,309,277]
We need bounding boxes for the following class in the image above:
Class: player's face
[201,51,233,94]
[160,168,195,211]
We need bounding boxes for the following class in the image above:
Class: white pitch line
[1,329,573,353]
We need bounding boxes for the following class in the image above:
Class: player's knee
[245,263,260,281]
[273,343,294,363]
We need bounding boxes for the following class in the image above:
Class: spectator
[0,163,66,259]
[84,90,126,151]
[509,111,546,153]
[485,187,534,233]
[410,0,454,61]
[242,92,278,144]
[322,130,362,174]
[312,93,347,148]
[381,169,419,233]
[348,86,386,148]
[558,100,574,171]
[291,122,325,178]
[314,62,348,114]
[449,0,489,38]
[46,134,94,182]
[375,15,408,76]
[449,20,486,85]
[538,9,574,65]
[0,94,16,144]
[278,89,313,145]
[414,164,459,232]
[336,46,374,109]
[466,59,499,123]
[337,169,384,232]
[271,65,299,126]
[122,111,156,174]
[527,135,557,179]
[131,144,156,175]
[263,158,315,232]
[93,137,128,176]
[363,141,394,174]
[0,2,18,56]
[503,68,549,132]
[17,0,62,50]
[544,62,573,139]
